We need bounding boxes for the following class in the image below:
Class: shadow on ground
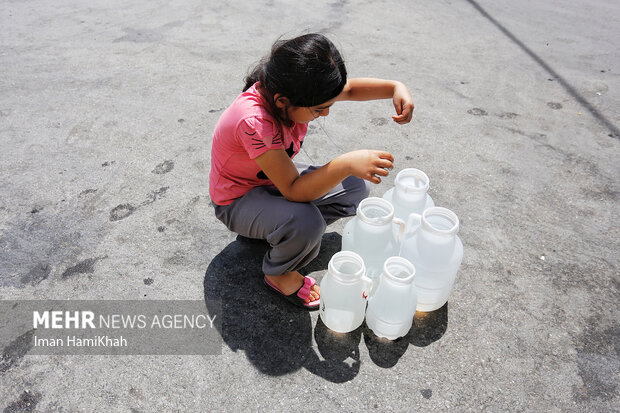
[363,304,449,368]
[204,231,449,379]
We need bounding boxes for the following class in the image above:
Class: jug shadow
[408,303,449,347]
[363,303,449,368]
[307,317,362,383]
[204,231,361,382]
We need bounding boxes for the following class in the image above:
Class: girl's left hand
[392,82,414,124]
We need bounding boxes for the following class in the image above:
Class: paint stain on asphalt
[61,257,101,279]
[498,112,519,119]
[467,107,488,116]
[79,189,98,197]
[141,187,169,206]
[3,390,42,412]
[0,329,35,373]
[20,263,51,286]
[110,204,136,221]
[421,389,432,399]
[152,160,174,175]
[110,188,169,221]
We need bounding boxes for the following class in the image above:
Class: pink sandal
[263,275,320,310]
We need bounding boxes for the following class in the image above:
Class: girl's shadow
[204,232,360,381]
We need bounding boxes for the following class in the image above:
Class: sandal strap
[296,276,316,300]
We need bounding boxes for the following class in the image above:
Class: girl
[209,33,414,310]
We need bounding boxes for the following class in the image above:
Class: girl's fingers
[374,167,390,177]
[393,100,403,115]
[368,173,381,184]
[393,102,414,123]
[376,151,394,162]
[376,158,394,170]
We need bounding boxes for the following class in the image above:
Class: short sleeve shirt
[209,83,308,205]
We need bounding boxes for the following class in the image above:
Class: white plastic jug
[341,197,405,280]
[400,207,463,312]
[382,168,434,225]
[319,251,373,333]
[365,256,418,340]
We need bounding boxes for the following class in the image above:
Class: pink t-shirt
[209,83,308,205]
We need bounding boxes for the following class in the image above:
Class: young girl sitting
[209,33,414,310]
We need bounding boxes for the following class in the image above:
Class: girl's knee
[292,204,326,241]
[361,179,371,199]
[343,176,370,206]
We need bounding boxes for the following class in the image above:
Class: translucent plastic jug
[319,251,373,333]
[400,207,463,312]
[365,256,418,340]
[382,168,435,225]
[341,197,405,279]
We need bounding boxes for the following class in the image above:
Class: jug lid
[382,256,415,284]
[395,168,430,194]
[328,251,366,284]
[357,197,394,226]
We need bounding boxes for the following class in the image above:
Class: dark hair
[243,33,347,126]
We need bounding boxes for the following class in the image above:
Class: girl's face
[282,98,337,124]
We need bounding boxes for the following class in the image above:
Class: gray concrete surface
[1,0,619,411]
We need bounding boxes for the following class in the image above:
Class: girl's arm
[336,78,414,124]
[254,148,393,203]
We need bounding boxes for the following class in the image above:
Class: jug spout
[417,207,459,263]
[393,168,431,208]
[382,168,435,225]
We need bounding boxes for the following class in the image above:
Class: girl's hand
[341,150,394,184]
[392,82,414,124]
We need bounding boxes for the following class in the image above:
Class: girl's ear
[273,94,290,109]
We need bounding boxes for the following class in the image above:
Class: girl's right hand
[340,150,394,184]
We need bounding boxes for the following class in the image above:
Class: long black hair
[243,33,347,126]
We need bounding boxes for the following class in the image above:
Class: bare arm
[336,78,414,124]
[254,149,394,203]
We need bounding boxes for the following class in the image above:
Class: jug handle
[362,275,373,300]
[392,217,406,242]
[404,212,422,238]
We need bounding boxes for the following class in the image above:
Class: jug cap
[357,197,394,226]
[382,256,415,284]
[328,251,366,284]
[395,168,430,194]
[421,207,459,236]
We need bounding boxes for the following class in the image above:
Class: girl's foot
[264,271,320,304]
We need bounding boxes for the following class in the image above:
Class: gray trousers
[214,165,370,276]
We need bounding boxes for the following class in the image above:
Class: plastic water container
[319,251,373,333]
[400,207,463,312]
[341,197,405,280]
[365,256,418,340]
[382,168,434,225]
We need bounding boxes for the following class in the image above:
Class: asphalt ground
[1,0,619,411]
